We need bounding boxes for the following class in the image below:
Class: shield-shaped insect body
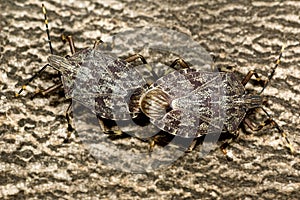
[140,68,264,138]
[47,47,149,121]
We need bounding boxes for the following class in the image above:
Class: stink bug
[16,4,205,142]
[138,47,294,155]
[17,5,293,158]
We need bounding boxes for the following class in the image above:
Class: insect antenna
[258,45,285,94]
[260,107,294,153]
[42,4,54,55]
[256,45,293,153]
[16,4,55,96]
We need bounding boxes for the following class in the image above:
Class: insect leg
[64,102,75,143]
[93,39,104,49]
[186,139,198,152]
[169,58,190,70]
[147,133,172,153]
[61,35,76,54]
[16,64,51,96]
[219,131,240,161]
[125,54,160,81]
[31,82,63,98]
[148,139,156,153]
[125,54,148,64]
[243,117,272,132]
[241,70,266,87]
[244,107,294,153]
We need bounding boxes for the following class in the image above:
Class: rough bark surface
[1,0,299,199]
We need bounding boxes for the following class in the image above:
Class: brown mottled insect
[47,40,293,154]
[139,48,294,154]
[16,4,190,140]
[17,5,293,155]
[45,36,192,139]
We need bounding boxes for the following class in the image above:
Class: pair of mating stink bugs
[17,4,293,156]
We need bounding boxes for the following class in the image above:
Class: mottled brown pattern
[1,0,299,199]
[145,70,251,137]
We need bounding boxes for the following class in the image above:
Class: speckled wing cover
[147,68,246,138]
[60,47,148,120]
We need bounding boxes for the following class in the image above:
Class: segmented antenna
[260,107,294,154]
[258,45,293,153]
[16,4,54,96]
[42,4,54,55]
[259,45,285,94]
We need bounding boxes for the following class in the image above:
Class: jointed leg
[16,64,50,96]
[219,131,239,161]
[241,70,266,87]
[244,107,294,153]
[93,39,104,49]
[61,35,76,54]
[125,54,160,81]
[125,54,148,64]
[242,45,285,93]
[64,102,75,143]
[186,139,198,152]
[169,58,190,70]
[31,82,63,98]
[243,117,274,132]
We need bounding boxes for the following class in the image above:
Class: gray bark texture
[0,0,299,199]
